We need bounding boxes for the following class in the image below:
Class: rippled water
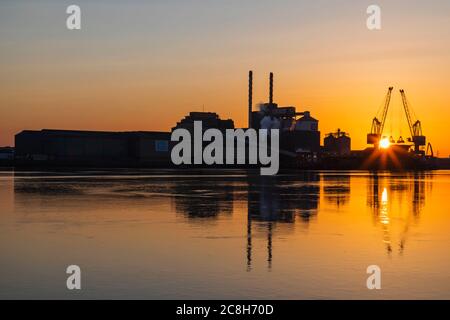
[0,170,449,299]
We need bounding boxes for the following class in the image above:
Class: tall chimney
[269,72,273,104]
[248,70,253,128]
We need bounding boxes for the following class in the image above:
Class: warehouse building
[15,129,171,167]
[0,147,14,166]
[0,147,14,160]
[172,112,234,132]
[171,111,235,165]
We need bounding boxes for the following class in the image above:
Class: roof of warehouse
[16,129,170,137]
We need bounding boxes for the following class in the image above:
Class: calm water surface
[0,170,449,299]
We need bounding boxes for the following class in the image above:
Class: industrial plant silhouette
[2,71,449,170]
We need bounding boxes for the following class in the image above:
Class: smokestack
[269,72,273,104]
[248,70,253,128]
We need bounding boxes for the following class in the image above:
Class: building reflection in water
[11,169,432,271]
[246,172,320,271]
[367,172,431,255]
[322,173,350,208]
[172,176,234,220]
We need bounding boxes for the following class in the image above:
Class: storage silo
[324,129,351,155]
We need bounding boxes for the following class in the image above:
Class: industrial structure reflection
[10,169,433,267]
[171,175,235,220]
[367,172,431,255]
[246,173,320,271]
[322,173,351,208]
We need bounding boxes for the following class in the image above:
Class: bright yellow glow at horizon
[379,138,391,149]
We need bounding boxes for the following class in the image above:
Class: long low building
[15,129,171,167]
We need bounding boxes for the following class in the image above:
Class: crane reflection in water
[367,172,431,256]
[244,171,431,271]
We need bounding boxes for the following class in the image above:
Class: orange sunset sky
[1,0,449,156]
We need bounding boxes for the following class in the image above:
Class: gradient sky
[1,0,449,155]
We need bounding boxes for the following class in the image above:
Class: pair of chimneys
[248,71,274,128]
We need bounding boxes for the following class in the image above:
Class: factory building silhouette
[6,71,450,169]
[248,71,321,154]
[12,71,350,168]
[15,130,171,167]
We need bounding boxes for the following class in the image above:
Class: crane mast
[399,89,426,154]
[379,86,393,134]
[367,86,393,148]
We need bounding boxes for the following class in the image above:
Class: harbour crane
[426,142,434,158]
[399,89,426,154]
[367,87,393,148]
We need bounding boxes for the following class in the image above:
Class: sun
[379,137,390,149]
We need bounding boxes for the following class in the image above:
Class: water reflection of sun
[380,188,389,225]
[379,187,391,253]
